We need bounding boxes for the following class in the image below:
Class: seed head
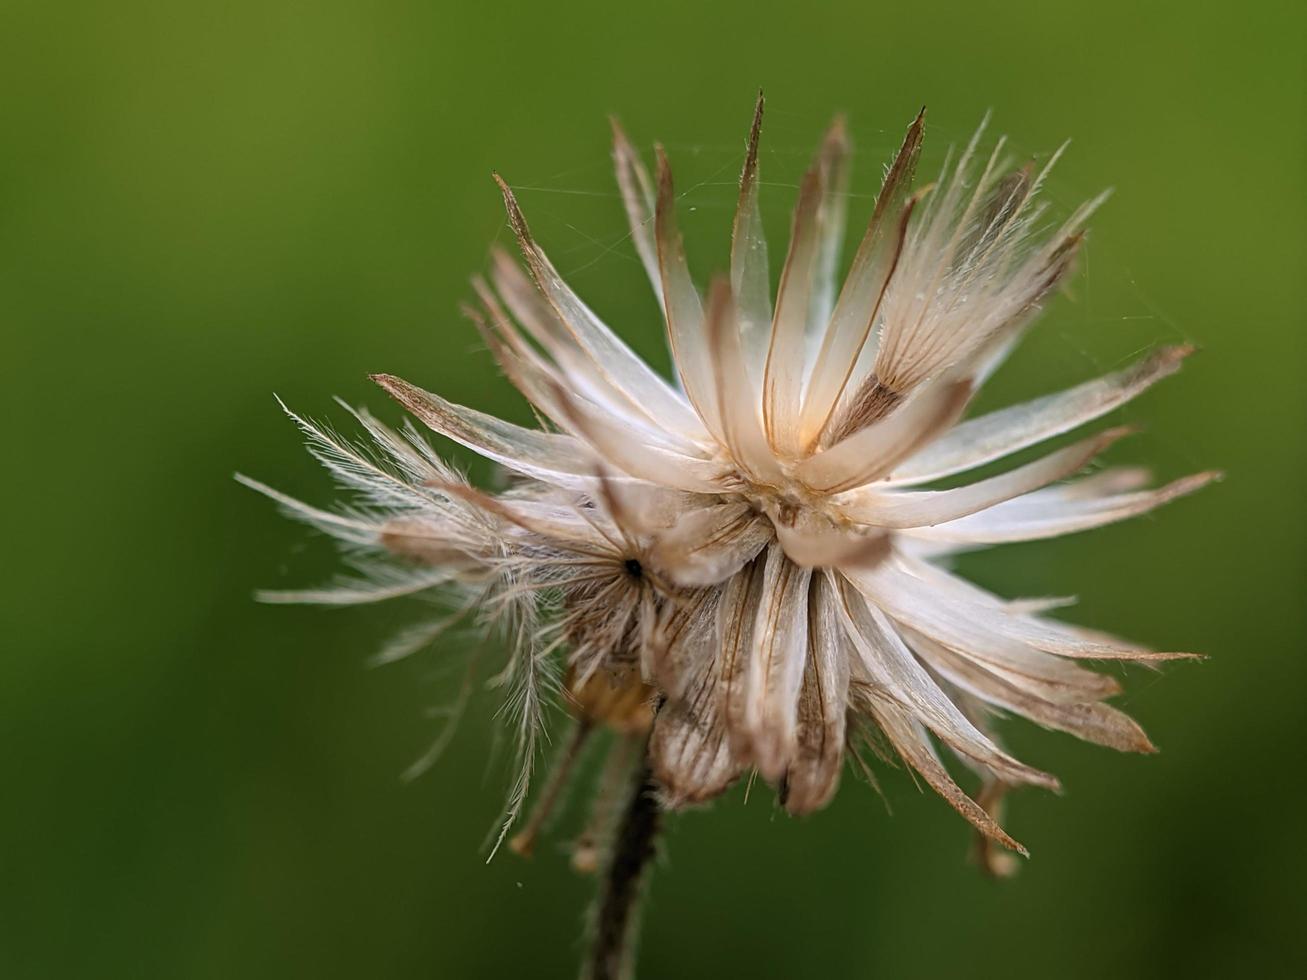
[243,94,1216,867]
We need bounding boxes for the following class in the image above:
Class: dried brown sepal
[649,668,742,808]
[783,575,851,814]
[509,718,594,859]
[970,780,1021,878]
[870,696,1029,857]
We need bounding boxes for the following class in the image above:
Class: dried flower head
[243,95,1215,869]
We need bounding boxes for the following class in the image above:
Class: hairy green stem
[583,759,661,980]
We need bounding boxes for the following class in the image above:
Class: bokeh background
[3,1,1304,977]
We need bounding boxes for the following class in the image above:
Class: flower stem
[583,757,661,980]
[510,718,593,858]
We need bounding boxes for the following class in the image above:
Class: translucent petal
[891,346,1192,484]
[801,108,926,447]
[495,175,709,443]
[832,575,1057,789]
[609,117,663,311]
[902,470,1219,546]
[729,91,772,383]
[371,373,600,490]
[836,428,1130,528]
[796,378,970,492]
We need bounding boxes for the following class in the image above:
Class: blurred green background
[3,0,1303,976]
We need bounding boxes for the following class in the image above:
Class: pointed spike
[730,91,774,379]
[610,115,662,304]
[740,89,765,197]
